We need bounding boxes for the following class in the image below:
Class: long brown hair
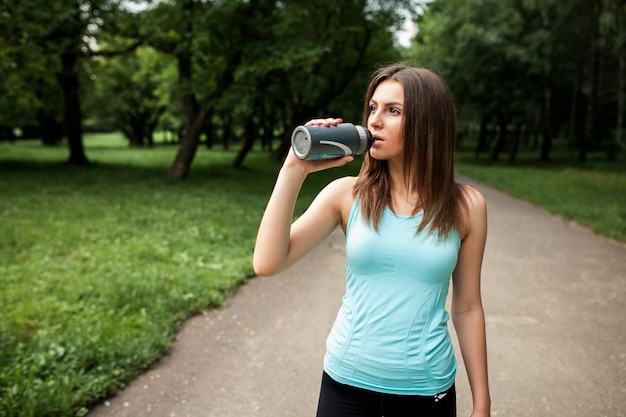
[354,64,467,238]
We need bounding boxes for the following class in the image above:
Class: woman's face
[367,79,405,161]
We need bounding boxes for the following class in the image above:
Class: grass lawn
[0,133,360,417]
[455,143,626,243]
[0,133,623,416]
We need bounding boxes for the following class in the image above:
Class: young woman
[253,64,490,417]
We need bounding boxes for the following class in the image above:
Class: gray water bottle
[291,123,373,160]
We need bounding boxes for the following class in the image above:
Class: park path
[87,176,626,417]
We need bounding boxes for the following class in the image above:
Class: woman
[253,64,490,417]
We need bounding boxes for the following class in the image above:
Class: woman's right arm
[253,120,354,276]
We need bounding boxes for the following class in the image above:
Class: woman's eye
[369,105,377,112]
[390,107,401,115]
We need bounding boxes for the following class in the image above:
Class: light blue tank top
[323,200,460,395]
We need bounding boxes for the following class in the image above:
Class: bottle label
[319,140,352,156]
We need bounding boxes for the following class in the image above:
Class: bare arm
[253,118,354,276]
[451,186,490,417]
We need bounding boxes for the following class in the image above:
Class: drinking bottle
[291,123,373,160]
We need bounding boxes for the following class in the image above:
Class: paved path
[88,176,626,417]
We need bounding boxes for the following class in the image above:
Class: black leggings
[316,372,456,417]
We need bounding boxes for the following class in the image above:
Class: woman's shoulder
[314,175,357,204]
[457,184,487,240]
[458,184,486,209]
[322,176,358,226]
[323,175,358,194]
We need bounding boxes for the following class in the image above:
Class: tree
[85,45,176,146]
[0,0,141,163]
[0,7,63,145]
[578,0,602,162]
[142,0,411,176]
[141,0,249,178]
[598,0,625,161]
[411,0,624,163]
[223,0,411,166]
[413,0,538,160]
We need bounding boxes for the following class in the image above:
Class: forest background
[1,0,624,416]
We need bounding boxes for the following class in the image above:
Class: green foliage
[0,133,361,416]
[0,3,61,128]
[0,0,144,151]
[193,0,406,128]
[2,0,416,167]
[84,45,177,143]
[411,0,625,162]
[413,0,543,114]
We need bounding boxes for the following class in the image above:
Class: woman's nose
[368,110,382,129]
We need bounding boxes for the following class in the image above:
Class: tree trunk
[170,87,205,178]
[222,113,233,150]
[609,39,624,161]
[59,52,88,165]
[487,118,508,163]
[170,107,205,178]
[580,3,602,163]
[540,84,552,161]
[145,106,165,147]
[169,0,204,179]
[530,107,541,151]
[567,65,580,149]
[475,116,490,159]
[0,126,15,142]
[129,118,145,146]
[508,123,521,164]
[261,116,275,151]
[38,111,63,146]
[233,117,257,168]
[538,9,552,162]
[203,114,214,149]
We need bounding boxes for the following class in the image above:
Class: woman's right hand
[305,117,344,128]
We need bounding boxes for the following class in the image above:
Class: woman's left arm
[451,186,490,417]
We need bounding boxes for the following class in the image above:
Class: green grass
[0,133,360,417]
[1,133,624,416]
[455,142,626,243]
